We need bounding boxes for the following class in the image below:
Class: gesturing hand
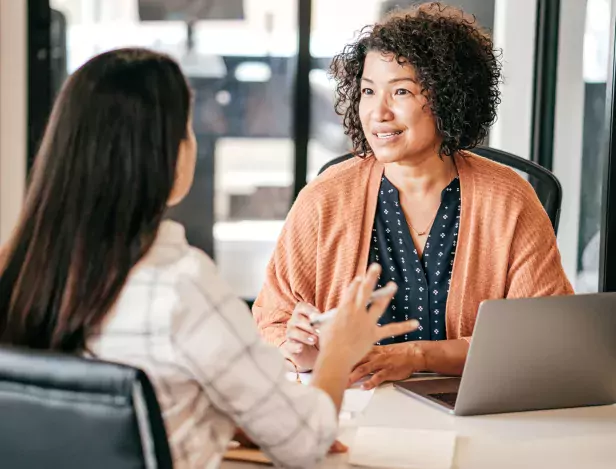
[317,264,420,372]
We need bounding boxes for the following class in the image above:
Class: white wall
[0,0,27,244]
[552,0,588,284]
[492,0,589,286]
[490,0,538,160]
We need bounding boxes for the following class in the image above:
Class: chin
[370,148,407,164]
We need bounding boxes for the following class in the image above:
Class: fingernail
[315,328,321,335]
[307,336,315,344]
[411,320,420,328]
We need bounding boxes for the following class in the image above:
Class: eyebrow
[361,77,418,84]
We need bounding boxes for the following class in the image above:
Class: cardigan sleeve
[505,185,574,299]
[252,188,321,347]
[459,178,573,344]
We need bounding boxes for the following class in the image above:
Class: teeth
[376,131,401,138]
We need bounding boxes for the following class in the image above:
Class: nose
[371,93,394,122]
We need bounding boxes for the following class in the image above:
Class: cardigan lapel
[445,151,477,338]
[354,157,384,277]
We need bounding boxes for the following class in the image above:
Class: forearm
[311,347,354,414]
[414,339,469,376]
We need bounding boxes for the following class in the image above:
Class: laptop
[394,293,616,416]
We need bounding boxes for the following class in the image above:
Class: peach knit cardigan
[253,152,574,346]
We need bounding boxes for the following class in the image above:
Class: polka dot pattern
[369,175,461,345]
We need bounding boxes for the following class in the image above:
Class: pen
[309,284,397,326]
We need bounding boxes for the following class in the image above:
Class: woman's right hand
[281,303,321,372]
[310,264,418,413]
[319,264,419,371]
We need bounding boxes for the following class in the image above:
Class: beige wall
[0,0,27,244]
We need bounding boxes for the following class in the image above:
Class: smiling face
[359,51,442,164]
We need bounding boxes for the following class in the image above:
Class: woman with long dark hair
[0,48,416,468]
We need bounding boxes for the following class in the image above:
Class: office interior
[1,0,616,301]
[6,0,616,304]
[1,0,616,466]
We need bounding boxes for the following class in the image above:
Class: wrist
[407,341,429,372]
[280,340,315,372]
[315,344,354,375]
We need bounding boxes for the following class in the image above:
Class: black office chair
[318,146,562,234]
[0,346,173,469]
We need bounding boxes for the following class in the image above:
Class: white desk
[222,379,616,469]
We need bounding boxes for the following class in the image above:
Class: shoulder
[172,246,235,309]
[293,155,374,211]
[135,221,235,306]
[460,151,541,208]
[143,233,253,338]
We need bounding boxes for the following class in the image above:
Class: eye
[395,88,412,96]
[361,88,374,96]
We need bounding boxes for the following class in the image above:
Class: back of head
[0,48,191,352]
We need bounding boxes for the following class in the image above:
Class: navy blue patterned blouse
[368,175,461,345]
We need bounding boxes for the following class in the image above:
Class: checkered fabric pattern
[88,221,337,469]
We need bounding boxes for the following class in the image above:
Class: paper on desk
[286,372,375,416]
[349,427,457,469]
[341,387,375,415]
[459,434,616,469]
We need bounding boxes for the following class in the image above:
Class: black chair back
[0,346,173,469]
[318,146,562,234]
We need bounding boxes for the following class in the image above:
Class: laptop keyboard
[428,392,458,408]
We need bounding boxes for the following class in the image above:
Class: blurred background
[2,0,616,302]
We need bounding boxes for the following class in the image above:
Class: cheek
[419,111,437,134]
[404,104,437,134]
[188,135,197,164]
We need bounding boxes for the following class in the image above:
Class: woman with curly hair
[254,3,573,390]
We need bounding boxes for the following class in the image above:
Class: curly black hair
[329,2,502,158]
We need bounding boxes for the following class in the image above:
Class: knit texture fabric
[253,152,574,346]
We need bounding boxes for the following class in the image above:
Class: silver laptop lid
[454,293,616,416]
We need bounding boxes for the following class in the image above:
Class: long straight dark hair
[0,48,191,352]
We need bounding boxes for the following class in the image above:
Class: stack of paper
[349,427,457,469]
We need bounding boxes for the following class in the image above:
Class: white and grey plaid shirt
[88,220,337,469]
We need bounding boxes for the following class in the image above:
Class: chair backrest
[318,146,562,234]
[0,346,173,469]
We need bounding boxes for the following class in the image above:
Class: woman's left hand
[348,343,426,390]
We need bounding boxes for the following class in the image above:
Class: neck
[383,150,457,196]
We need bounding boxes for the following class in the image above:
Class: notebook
[349,427,457,469]
[223,447,272,465]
